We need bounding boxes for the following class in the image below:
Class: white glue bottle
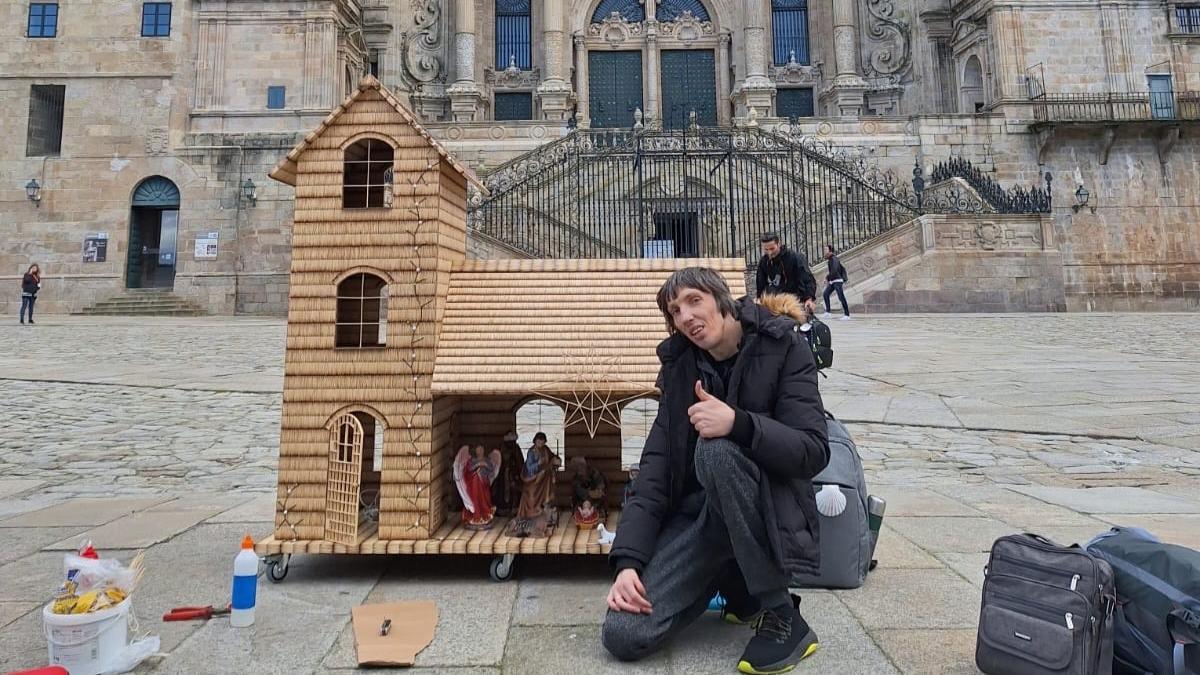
[230,535,258,627]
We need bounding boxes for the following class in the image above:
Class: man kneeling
[602,267,830,674]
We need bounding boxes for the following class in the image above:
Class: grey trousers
[601,439,791,661]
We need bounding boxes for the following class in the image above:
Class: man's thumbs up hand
[688,380,735,439]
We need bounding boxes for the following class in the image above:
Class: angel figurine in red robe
[453,444,502,530]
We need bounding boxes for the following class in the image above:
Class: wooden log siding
[271,81,470,543]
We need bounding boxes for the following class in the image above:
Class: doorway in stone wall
[126,176,180,289]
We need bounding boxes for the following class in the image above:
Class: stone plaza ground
[1,312,1198,674]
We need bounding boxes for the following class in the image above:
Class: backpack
[800,318,834,371]
[790,413,877,589]
[1086,527,1200,675]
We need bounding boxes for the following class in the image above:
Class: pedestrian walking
[603,267,830,674]
[754,233,817,316]
[820,245,850,321]
[19,263,41,325]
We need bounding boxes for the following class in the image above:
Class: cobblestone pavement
[0,313,1197,674]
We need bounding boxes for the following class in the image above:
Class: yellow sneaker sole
[736,642,819,674]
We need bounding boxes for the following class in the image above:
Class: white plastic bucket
[42,598,130,675]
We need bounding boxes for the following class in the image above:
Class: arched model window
[592,0,645,22]
[336,273,388,348]
[620,397,658,468]
[515,398,566,469]
[496,0,532,69]
[343,139,394,209]
[772,0,810,65]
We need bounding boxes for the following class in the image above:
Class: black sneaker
[721,600,765,626]
[737,595,818,674]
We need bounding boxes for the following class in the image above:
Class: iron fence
[470,126,922,266]
[1030,91,1200,123]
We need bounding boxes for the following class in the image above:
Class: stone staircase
[74,288,206,316]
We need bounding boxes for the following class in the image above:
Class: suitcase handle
[1022,532,1061,547]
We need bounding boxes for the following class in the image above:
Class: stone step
[78,309,205,316]
[74,292,206,316]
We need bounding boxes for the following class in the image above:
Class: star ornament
[530,351,658,438]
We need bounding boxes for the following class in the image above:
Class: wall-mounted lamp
[1072,184,1093,214]
[25,179,41,207]
[241,178,257,206]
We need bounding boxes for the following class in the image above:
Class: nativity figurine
[569,456,607,529]
[505,431,560,538]
[453,444,502,530]
[492,431,525,517]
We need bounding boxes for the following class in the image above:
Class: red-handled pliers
[162,605,231,621]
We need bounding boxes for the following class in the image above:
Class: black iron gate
[469,126,1049,266]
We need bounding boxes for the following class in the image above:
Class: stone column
[738,0,775,119]
[447,0,483,121]
[646,28,660,126]
[717,33,732,125]
[574,35,590,128]
[821,0,866,115]
[537,0,572,120]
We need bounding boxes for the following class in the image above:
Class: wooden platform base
[255,509,620,556]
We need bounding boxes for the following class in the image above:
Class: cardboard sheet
[351,600,438,667]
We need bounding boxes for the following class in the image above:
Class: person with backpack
[602,267,830,674]
[755,233,816,315]
[820,245,850,321]
[19,263,41,325]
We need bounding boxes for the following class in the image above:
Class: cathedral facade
[2,0,1198,315]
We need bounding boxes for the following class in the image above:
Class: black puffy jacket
[610,298,830,576]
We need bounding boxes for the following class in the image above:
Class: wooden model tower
[266,76,483,547]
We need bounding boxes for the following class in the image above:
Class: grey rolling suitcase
[791,414,877,589]
[977,533,1116,675]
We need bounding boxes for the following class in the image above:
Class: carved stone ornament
[862,0,912,81]
[589,12,644,45]
[485,60,542,90]
[658,10,714,43]
[401,0,445,85]
[771,58,824,85]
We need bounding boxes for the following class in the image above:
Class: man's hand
[804,298,817,314]
[688,381,735,439]
[607,568,652,614]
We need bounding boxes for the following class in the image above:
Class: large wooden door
[589,51,643,128]
[325,413,364,545]
[660,50,716,129]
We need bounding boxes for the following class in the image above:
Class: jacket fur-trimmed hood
[757,293,808,324]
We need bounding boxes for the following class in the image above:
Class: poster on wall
[194,231,219,259]
[82,232,109,263]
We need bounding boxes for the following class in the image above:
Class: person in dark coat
[602,267,830,675]
[754,233,816,315]
[19,264,41,325]
[821,244,851,320]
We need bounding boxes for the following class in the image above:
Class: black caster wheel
[489,554,515,582]
[266,555,290,583]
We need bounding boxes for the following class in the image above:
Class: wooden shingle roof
[268,75,485,191]
[431,258,748,395]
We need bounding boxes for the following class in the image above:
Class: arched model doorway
[126,176,180,289]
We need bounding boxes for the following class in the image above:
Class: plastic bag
[101,635,160,674]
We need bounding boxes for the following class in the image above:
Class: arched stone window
[592,0,645,22]
[336,273,388,348]
[656,0,709,22]
[342,138,394,208]
[515,398,566,469]
[771,0,810,65]
[495,0,532,69]
[960,55,986,113]
[620,397,658,468]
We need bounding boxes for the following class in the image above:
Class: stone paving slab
[512,577,612,627]
[872,487,983,517]
[0,602,37,631]
[0,480,44,500]
[885,517,1017,554]
[1011,486,1200,514]
[0,526,88,566]
[505,625,672,675]
[322,557,518,669]
[872,525,945,569]
[839,569,981,630]
[203,493,276,523]
[0,496,171,528]
[44,509,216,550]
[872,628,980,675]
[933,553,990,588]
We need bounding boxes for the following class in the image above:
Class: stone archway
[126,176,180,289]
[959,55,985,113]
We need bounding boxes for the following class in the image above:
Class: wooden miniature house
[258,77,745,558]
